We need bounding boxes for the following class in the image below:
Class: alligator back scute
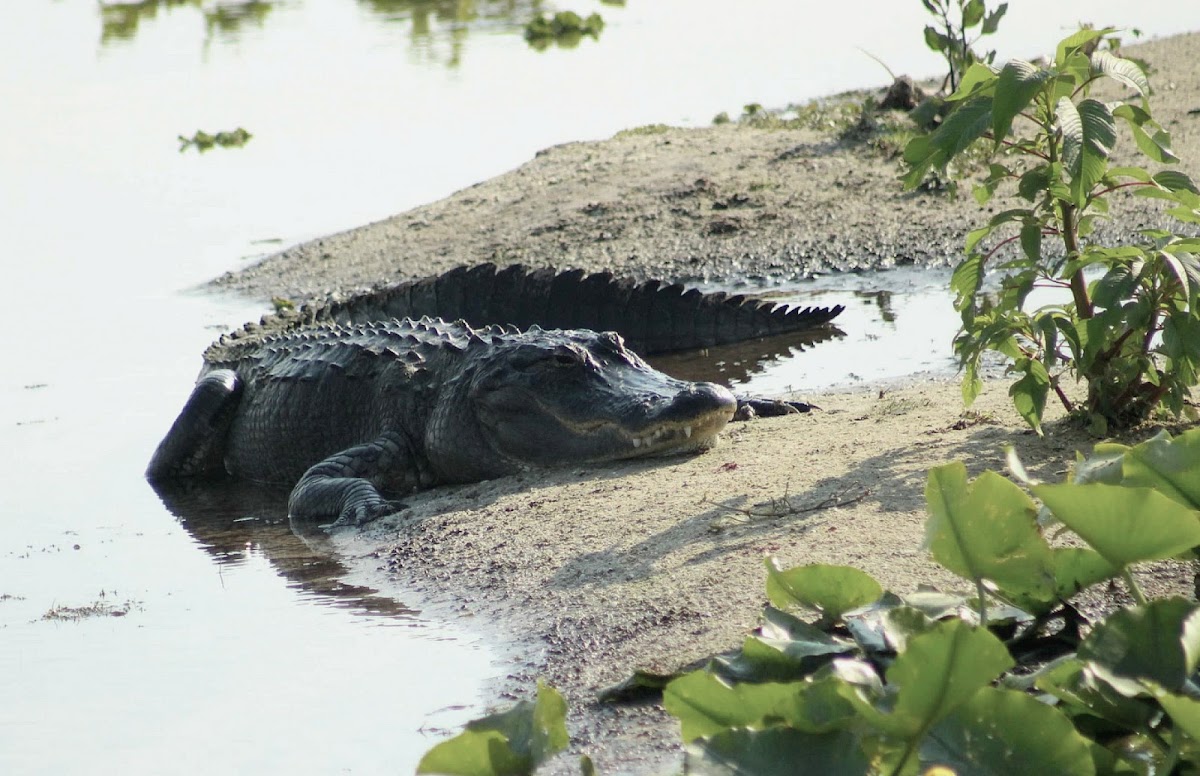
[243,263,844,357]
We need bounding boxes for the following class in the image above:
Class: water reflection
[648,326,846,387]
[100,0,274,46]
[358,0,551,66]
[361,0,540,30]
[97,0,560,66]
[858,288,897,324]
[151,477,416,618]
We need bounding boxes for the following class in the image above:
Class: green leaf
[1153,170,1200,194]
[1055,27,1114,68]
[842,597,937,655]
[924,25,950,53]
[902,97,994,189]
[1032,483,1200,569]
[950,252,985,306]
[666,672,780,742]
[992,59,1049,142]
[1114,103,1180,163]
[1078,598,1200,692]
[1059,98,1117,205]
[1091,264,1137,309]
[684,726,868,776]
[1091,50,1150,97]
[961,360,983,407]
[924,463,1055,603]
[1009,360,1050,434]
[980,3,1007,35]
[1019,223,1042,262]
[1106,165,1152,183]
[902,589,974,620]
[1058,53,1092,94]
[1034,659,1157,730]
[417,681,569,776]
[1117,429,1200,509]
[764,559,883,622]
[596,668,682,704]
[715,607,855,683]
[664,671,859,742]
[922,687,1095,775]
[947,62,999,102]
[843,619,1014,738]
[961,0,985,28]
[1017,165,1050,201]
[963,225,991,256]
[1050,547,1119,599]
[1154,687,1200,740]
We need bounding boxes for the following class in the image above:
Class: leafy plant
[178,127,252,152]
[920,0,1007,93]
[645,426,1200,773]
[524,11,604,49]
[416,680,568,776]
[904,27,1200,434]
[419,428,1200,774]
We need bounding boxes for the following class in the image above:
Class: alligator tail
[304,263,844,355]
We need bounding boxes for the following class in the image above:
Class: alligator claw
[734,398,818,421]
[327,498,407,529]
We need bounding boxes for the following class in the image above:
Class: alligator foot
[324,498,408,529]
[289,432,424,527]
[734,397,819,421]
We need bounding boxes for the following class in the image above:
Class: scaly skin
[147,317,737,526]
[242,262,845,356]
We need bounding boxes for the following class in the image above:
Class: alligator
[147,264,843,526]
[248,262,844,356]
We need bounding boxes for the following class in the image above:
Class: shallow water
[3,1,1199,772]
[651,267,960,393]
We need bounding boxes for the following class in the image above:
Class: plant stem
[1122,569,1149,606]
[1161,724,1183,774]
[1051,377,1074,412]
[889,736,920,776]
[976,579,989,629]
[1060,203,1094,318]
[942,6,957,92]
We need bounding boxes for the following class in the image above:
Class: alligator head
[425,327,737,481]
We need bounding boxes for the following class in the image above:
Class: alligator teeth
[632,437,642,449]
[684,425,692,439]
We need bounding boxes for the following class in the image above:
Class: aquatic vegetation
[523,11,604,50]
[178,127,253,152]
[416,681,568,775]
[904,28,1200,433]
[42,590,139,621]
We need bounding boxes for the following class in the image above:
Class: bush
[903,28,1200,434]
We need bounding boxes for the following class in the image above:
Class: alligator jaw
[515,381,737,465]
[617,409,731,457]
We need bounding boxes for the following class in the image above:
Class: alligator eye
[553,353,578,367]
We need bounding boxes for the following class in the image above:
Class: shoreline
[217,31,1200,772]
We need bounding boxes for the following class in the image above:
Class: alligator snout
[659,381,737,422]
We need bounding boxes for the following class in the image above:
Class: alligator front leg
[734,397,817,420]
[288,431,427,527]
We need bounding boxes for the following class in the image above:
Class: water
[650,267,961,393]
[3,1,1199,772]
